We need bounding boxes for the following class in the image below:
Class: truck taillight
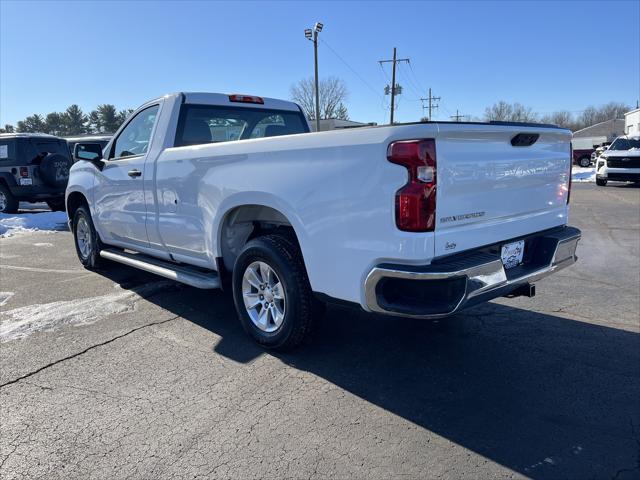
[19,167,29,177]
[387,139,436,232]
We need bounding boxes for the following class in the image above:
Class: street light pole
[313,30,320,133]
[305,22,323,132]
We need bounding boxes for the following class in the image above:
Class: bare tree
[484,101,537,122]
[290,76,349,120]
[593,102,630,122]
[578,106,599,128]
[483,101,513,121]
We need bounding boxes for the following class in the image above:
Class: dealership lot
[0,184,638,479]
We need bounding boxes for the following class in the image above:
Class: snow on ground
[572,166,595,183]
[0,281,173,342]
[0,211,68,237]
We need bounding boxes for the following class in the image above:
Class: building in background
[624,108,640,135]
[310,119,376,132]
[573,118,625,144]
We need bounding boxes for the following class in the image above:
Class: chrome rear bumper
[364,226,581,319]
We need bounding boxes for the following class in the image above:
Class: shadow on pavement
[102,266,640,479]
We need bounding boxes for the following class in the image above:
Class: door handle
[128,169,142,178]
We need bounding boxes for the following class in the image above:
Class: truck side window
[175,105,308,147]
[110,105,159,160]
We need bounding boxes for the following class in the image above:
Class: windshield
[609,138,640,151]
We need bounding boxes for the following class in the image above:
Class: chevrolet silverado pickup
[66,92,581,349]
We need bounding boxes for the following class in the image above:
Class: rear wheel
[0,184,18,214]
[232,234,316,350]
[73,205,105,269]
[596,178,607,187]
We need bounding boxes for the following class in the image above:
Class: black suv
[0,133,73,213]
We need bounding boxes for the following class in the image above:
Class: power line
[420,88,441,121]
[319,37,389,123]
[407,61,428,94]
[397,62,423,101]
[379,48,410,124]
[450,109,468,121]
[319,38,381,100]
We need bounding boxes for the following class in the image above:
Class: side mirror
[74,143,103,162]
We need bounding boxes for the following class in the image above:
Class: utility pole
[379,48,409,124]
[420,88,441,121]
[450,109,466,122]
[305,22,324,132]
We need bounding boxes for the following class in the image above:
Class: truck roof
[0,133,62,139]
[176,92,302,113]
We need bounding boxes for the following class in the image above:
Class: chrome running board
[100,249,220,289]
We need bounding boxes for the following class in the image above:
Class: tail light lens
[387,139,437,232]
[19,167,29,177]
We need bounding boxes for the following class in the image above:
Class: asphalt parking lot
[1,183,639,479]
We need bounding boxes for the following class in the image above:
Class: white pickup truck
[66,92,581,349]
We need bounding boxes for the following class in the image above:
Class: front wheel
[596,178,607,187]
[232,234,316,350]
[73,205,105,269]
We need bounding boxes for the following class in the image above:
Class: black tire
[38,153,72,188]
[46,197,66,212]
[578,156,591,167]
[72,205,105,269]
[596,178,607,187]
[0,184,19,214]
[232,234,315,350]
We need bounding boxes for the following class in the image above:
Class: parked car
[595,135,640,186]
[572,138,599,167]
[0,133,72,213]
[66,92,581,349]
[65,135,111,162]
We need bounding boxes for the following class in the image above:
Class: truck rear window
[174,104,308,147]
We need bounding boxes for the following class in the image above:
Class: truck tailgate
[434,124,572,258]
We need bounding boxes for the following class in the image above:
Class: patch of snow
[572,166,595,183]
[0,281,173,343]
[0,211,68,238]
[19,202,49,211]
[0,292,14,307]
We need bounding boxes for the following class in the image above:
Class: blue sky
[1,0,639,126]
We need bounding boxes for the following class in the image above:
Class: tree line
[483,101,631,131]
[1,94,631,136]
[0,104,134,136]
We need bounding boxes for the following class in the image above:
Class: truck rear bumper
[364,226,581,318]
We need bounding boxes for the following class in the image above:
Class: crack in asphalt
[0,314,180,390]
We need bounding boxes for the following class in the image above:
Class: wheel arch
[216,200,309,278]
[66,190,89,222]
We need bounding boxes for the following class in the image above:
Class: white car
[66,92,581,349]
[595,135,640,186]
